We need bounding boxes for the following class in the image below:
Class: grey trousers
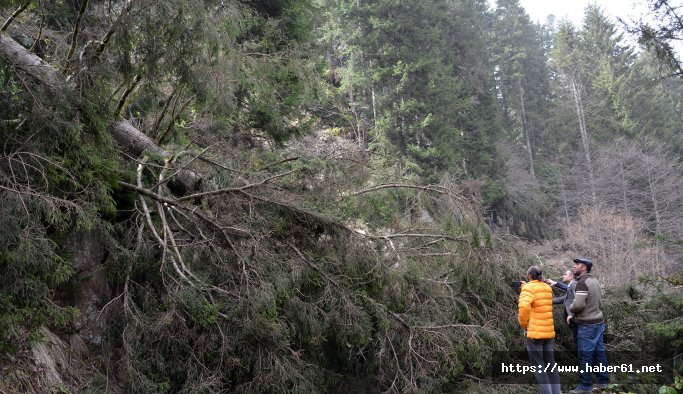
[526,338,562,394]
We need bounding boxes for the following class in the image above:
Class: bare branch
[389,311,411,330]
[1,1,30,32]
[257,156,299,171]
[136,157,163,245]
[368,232,470,244]
[157,158,200,283]
[118,180,251,238]
[341,183,457,200]
[175,169,298,202]
[29,13,45,53]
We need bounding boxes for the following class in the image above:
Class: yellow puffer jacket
[518,280,555,339]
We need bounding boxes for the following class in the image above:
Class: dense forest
[1,0,683,392]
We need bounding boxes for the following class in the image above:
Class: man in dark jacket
[547,269,578,349]
[568,258,609,394]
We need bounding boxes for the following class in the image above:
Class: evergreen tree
[578,5,636,142]
[321,0,501,181]
[621,51,683,155]
[491,0,551,177]
[627,0,683,78]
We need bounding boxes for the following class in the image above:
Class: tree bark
[109,120,171,158]
[518,80,535,178]
[559,172,570,225]
[0,34,70,89]
[65,0,90,66]
[571,78,596,204]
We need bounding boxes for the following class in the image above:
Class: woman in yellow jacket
[518,265,562,394]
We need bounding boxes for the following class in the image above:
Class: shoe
[593,383,610,391]
[568,388,592,394]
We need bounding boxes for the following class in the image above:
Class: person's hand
[566,316,573,324]
[545,278,557,286]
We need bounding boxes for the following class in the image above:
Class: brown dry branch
[257,156,300,171]
[370,233,470,243]
[175,168,298,202]
[118,180,251,238]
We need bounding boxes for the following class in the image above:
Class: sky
[515,0,651,27]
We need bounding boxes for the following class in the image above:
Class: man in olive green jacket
[568,258,609,394]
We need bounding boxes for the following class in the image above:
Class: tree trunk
[369,59,377,136]
[110,120,171,158]
[646,161,662,237]
[518,80,535,178]
[0,33,201,194]
[559,171,570,225]
[619,157,629,215]
[0,34,70,89]
[647,158,662,273]
[571,78,596,204]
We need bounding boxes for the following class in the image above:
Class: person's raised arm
[552,294,566,305]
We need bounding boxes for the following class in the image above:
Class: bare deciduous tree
[564,207,663,286]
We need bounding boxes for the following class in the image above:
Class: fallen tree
[1,3,524,392]
[0,32,202,194]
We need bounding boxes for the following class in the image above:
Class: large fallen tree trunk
[0,34,69,89]
[0,33,201,193]
[109,120,173,159]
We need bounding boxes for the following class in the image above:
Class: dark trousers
[570,320,578,350]
[526,338,562,394]
[577,322,609,389]
[563,313,579,350]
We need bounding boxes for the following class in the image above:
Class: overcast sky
[515,0,651,26]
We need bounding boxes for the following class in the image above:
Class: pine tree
[321,0,502,181]
[490,0,552,178]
